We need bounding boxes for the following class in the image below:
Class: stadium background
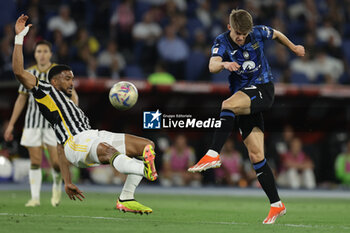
[0,0,350,188]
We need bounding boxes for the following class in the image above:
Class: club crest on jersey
[243,51,250,59]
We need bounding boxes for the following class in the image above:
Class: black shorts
[240,81,274,114]
[236,113,264,140]
[236,82,274,140]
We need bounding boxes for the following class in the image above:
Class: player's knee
[221,99,239,113]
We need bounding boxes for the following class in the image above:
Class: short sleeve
[255,25,274,41]
[211,37,226,58]
[31,79,52,95]
[18,83,29,94]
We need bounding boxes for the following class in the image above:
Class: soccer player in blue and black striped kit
[189,9,305,224]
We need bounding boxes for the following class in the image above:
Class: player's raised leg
[189,91,250,172]
[25,147,42,207]
[244,127,286,224]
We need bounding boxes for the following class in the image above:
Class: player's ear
[227,24,231,30]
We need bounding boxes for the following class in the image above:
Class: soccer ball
[109,81,138,110]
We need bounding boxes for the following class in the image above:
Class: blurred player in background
[12,15,158,214]
[189,9,305,224]
[4,40,78,207]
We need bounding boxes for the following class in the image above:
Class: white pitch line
[1,212,350,230]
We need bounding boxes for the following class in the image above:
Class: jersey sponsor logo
[213,48,219,54]
[242,61,256,71]
[238,61,261,74]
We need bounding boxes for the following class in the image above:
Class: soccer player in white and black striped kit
[12,15,158,214]
[4,40,76,207]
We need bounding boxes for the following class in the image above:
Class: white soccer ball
[109,81,138,110]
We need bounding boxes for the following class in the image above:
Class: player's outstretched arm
[12,15,36,90]
[209,56,241,73]
[4,93,28,141]
[57,144,85,201]
[272,29,305,57]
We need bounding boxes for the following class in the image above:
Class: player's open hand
[223,62,241,72]
[293,45,305,57]
[65,183,85,201]
[15,14,32,35]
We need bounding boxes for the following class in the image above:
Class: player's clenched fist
[293,45,305,57]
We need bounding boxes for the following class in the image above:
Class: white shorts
[20,128,57,147]
[64,130,125,168]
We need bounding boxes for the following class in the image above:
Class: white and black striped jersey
[31,79,91,145]
[18,64,56,129]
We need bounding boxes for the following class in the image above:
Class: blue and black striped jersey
[211,25,274,94]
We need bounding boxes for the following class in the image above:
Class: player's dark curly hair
[48,64,72,82]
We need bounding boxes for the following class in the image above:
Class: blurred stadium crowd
[0,0,350,84]
[1,0,350,189]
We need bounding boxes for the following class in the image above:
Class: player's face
[228,25,249,46]
[34,44,52,66]
[56,70,74,97]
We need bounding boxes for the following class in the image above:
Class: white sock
[29,168,42,201]
[112,154,144,176]
[119,174,143,200]
[51,169,62,191]
[271,201,283,207]
[206,149,219,158]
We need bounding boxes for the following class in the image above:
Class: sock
[119,174,143,200]
[51,168,62,192]
[271,201,283,207]
[206,149,219,158]
[253,159,280,204]
[29,168,42,201]
[209,110,235,153]
[112,154,144,176]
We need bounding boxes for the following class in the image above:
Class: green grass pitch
[0,190,349,233]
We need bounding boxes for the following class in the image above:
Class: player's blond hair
[229,9,253,34]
